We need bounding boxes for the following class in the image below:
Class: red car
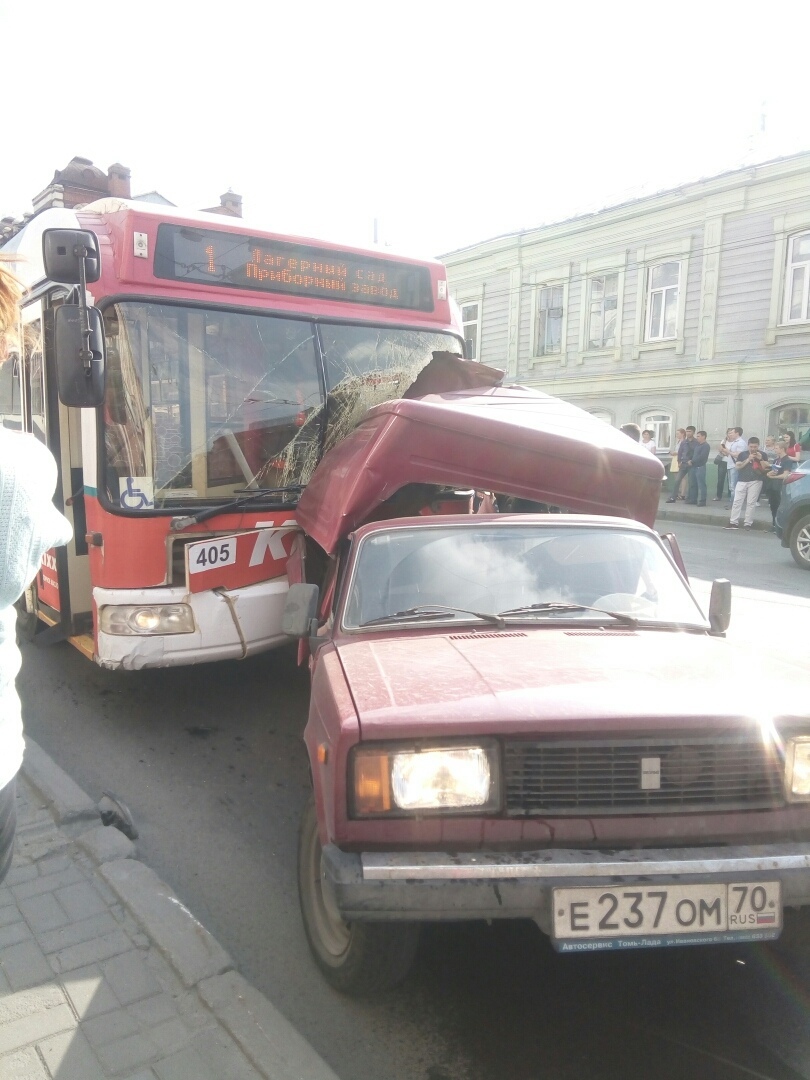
[284,388,810,994]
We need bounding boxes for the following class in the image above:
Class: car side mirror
[282,583,320,638]
[54,305,105,407]
[708,578,731,634]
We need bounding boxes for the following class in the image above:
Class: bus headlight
[351,744,499,817]
[785,737,810,801]
[100,604,196,636]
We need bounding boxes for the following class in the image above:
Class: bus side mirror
[709,578,731,634]
[54,306,106,408]
[42,229,101,284]
[282,583,320,638]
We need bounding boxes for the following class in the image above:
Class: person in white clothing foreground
[0,256,72,883]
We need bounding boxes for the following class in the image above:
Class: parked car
[775,459,810,569]
[285,387,810,995]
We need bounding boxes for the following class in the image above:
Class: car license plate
[552,881,781,952]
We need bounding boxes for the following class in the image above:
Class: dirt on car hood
[334,629,807,741]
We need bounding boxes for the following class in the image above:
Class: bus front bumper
[93,580,291,669]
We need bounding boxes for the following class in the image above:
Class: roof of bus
[78,199,445,265]
[2,201,447,288]
[295,386,665,553]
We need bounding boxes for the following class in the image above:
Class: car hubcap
[305,819,351,958]
[797,525,810,564]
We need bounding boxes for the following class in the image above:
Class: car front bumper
[321,842,810,932]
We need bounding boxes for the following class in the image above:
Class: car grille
[503,735,785,815]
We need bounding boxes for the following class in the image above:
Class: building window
[588,274,619,349]
[768,403,810,439]
[640,412,672,452]
[645,262,679,341]
[588,409,613,424]
[783,232,810,324]
[536,286,564,355]
[460,302,480,360]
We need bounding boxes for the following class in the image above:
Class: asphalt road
[17,520,810,1080]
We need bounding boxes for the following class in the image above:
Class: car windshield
[342,523,708,630]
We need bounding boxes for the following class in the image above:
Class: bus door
[20,296,93,654]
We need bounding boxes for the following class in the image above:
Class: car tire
[0,779,17,886]
[789,513,810,570]
[297,795,419,996]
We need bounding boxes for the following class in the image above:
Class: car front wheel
[789,513,810,570]
[297,795,419,995]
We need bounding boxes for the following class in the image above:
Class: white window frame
[639,410,673,453]
[782,231,810,325]
[528,266,571,365]
[535,284,565,356]
[632,239,691,359]
[767,401,810,439]
[576,256,626,365]
[459,300,481,361]
[644,262,680,342]
[767,213,810,344]
[588,408,613,425]
[587,272,620,350]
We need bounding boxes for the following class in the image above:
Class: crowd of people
[658,424,800,529]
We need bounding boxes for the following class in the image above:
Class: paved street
[15,519,810,1080]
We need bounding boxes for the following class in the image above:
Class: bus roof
[5,203,456,330]
[296,386,665,554]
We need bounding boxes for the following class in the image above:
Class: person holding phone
[725,437,768,530]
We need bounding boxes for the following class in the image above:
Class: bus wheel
[15,593,41,643]
[297,796,419,996]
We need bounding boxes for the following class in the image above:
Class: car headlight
[99,604,195,636]
[785,737,810,801]
[351,744,499,816]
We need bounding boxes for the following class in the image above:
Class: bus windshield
[101,302,460,509]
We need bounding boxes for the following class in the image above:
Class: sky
[2,0,810,258]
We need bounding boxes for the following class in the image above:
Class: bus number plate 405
[188,538,237,573]
[552,881,781,951]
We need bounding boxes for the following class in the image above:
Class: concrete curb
[19,738,340,1080]
[99,860,232,989]
[22,738,98,824]
[655,503,773,531]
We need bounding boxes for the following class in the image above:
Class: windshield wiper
[496,602,638,628]
[360,605,506,629]
[170,486,303,531]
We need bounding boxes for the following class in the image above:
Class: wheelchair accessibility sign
[119,477,155,509]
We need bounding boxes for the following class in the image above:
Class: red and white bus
[2,200,463,668]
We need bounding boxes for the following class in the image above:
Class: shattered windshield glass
[102,303,323,508]
[102,305,463,509]
[320,324,462,453]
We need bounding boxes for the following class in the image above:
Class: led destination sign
[154,225,434,312]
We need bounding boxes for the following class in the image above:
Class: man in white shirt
[723,427,747,508]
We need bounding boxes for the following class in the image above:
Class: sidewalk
[655,490,773,531]
[0,740,339,1080]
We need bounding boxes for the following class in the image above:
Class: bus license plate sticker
[188,537,237,574]
[552,881,781,952]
